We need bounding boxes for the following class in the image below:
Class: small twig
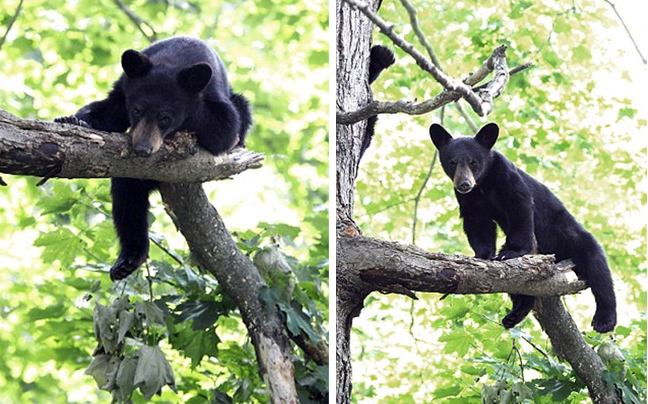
[398,0,442,69]
[112,0,158,43]
[145,262,154,301]
[604,0,647,64]
[0,176,6,186]
[411,107,442,245]
[0,0,24,52]
[512,339,525,383]
[398,0,478,132]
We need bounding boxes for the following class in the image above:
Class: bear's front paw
[55,115,91,128]
[110,255,146,281]
[592,309,617,333]
[495,249,529,260]
[475,252,496,260]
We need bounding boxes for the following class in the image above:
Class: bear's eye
[159,116,172,128]
[469,161,478,169]
[448,161,457,168]
[132,107,142,117]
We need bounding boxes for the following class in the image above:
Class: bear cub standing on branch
[429,123,616,333]
[56,36,252,281]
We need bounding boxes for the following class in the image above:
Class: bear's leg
[463,215,497,260]
[110,178,157,281]
[502,294,535,329]
[570,232,617,333]
[230,92,252,147]
[193,99,241,155]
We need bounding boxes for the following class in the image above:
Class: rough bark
[0,109,263,184]
[336,0,379,402]
[159,183,298,404]
[339,235,588,297]
[535,298,621,404]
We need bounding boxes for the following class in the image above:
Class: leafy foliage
[352,0,646,402]
[0,0,328,402]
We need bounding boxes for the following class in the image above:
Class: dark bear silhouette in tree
[360,45,395,160]
[430,123,616,333]
[56,36,252,281]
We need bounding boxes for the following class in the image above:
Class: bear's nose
[134,145,153,157]
[456,182,473,194]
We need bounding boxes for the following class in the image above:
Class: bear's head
[120,49,213,157]
[429,123,499,194]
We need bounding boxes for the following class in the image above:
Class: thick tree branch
[338,235,587,297]
[0,109,263,184]
[159,183,298,404]
[534,298,621,404]
[340,0,515,117]
[336,61,531,125]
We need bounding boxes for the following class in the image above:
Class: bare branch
[604,0,646,65]
[337,62,531,124]
[398,0,442,69]
[398,0,478,131]
[0,0,24,52]
[113,0,158,43]
[341,0,513,117]
[0,109,263,184]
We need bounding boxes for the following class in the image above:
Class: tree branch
[339,235,621,403]
[159,183,299,404]
[340,0,515,117]
[112,0,158,43]
[534,298,621,404]
[336,60,531,125]
[0,0,24,52]
[0,109,263,184]
[603,0,646,65]
[338,235,587,297]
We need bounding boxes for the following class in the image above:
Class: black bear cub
[56,36,252,281]
[429,123,616,333]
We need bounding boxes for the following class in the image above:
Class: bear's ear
[429,123,453,150]
[178,63,213,94]
[122,50,152,78]
[474,123,499,149]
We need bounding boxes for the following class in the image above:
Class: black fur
[360,45,395,160]
[55,36,252,281]
[429,123,617,333]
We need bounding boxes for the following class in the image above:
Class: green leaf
[34,228,84,268]
[133,346,176,400]
[171,327,220,368]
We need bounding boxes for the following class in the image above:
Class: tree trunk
[159,183,299,404]
[335,0,379,402]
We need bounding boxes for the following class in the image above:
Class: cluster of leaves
[351,0,646,403]
[87,296,176,402]
[0,0,329,402]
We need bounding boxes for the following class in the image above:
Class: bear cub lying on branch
[430,123,616,333]
[56,36,252,281]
